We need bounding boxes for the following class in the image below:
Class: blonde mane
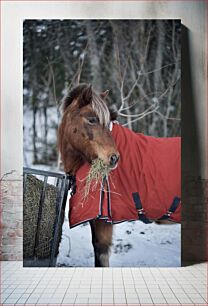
[91,91,110,128]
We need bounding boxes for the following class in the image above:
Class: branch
[155,110,180,121]
[122,73,140,103]
[138,61,180,76]
[119,99,159,118]
[47,57,58,105]
[68,41,89,89]
[122,105,160,126]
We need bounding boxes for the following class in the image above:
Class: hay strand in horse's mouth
[84,158,111,199]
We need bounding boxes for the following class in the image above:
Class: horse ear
[79,84,92,107]
[109,105,118,121]
[100,90,109,100]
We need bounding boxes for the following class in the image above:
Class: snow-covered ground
[57,217,181,267]
[57,197,181,267]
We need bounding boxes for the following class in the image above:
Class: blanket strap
[98,176,112,220]
[98,176,106,216]
[106,177,112,217]
[158,196,181,220]
[132,192,153,224]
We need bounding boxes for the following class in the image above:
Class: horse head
[58,84,120,174]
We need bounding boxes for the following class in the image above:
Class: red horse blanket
[69,123,181,228]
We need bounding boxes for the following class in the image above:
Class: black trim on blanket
[98,176,106,217]
[106,176,112,218]
[69,215,109,228]
[69,215,180,228]
[97,176,112,219]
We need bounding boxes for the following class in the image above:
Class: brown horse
[58,84,119,267]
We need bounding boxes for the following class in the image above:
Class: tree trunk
[85,21,102,90]
[43,105,48,163]
[154,21,165,93]
[32,92,38,164]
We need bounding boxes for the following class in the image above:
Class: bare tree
[23,20,181,168]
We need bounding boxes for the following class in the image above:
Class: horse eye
[87,117,98,125]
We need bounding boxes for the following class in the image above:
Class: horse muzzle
[109,153,120,169]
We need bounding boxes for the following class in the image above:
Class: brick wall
[0,174,23,260]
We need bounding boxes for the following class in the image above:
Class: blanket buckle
[166,210,172,217]
[132,192,152,224]
[158,197,181,220]
[137,208,145,214]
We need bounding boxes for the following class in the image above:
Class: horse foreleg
[90,220,113,267]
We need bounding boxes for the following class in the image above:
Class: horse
[58,84,119,267]
[58,83,181,267]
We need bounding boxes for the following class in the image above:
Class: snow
[57,217,181,267]
[56,193,181,267]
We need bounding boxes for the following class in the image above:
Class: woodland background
[23,19,181,267]
[23,19,181,169]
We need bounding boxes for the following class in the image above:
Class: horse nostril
[109,154,119,167]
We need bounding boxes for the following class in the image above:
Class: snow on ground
[57,194,181,267]
[57,220,181,267]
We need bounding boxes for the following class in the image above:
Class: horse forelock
[62,84,110,128]
[62,84,88,112]
[91,92,110,128]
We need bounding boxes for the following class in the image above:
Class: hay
[23,174,64,260]
[84,158,111,199]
